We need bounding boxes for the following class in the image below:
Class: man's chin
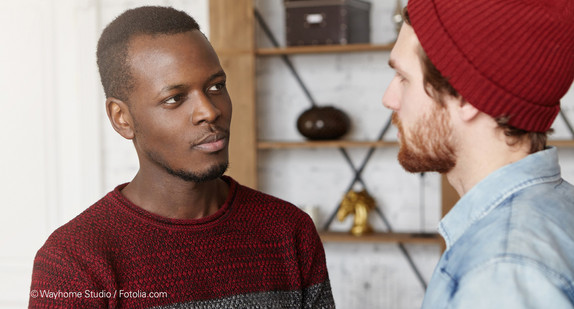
[398,148,455,174]
[169,162,229,183]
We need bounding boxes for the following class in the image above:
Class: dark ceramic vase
[296,106,351,140]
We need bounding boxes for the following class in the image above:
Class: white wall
[1,0,573,308]
[0,0,101,307]
[0,0,207,307]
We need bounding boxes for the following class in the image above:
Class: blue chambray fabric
[422,147,574,309]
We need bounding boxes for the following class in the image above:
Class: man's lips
[193,133,228,153]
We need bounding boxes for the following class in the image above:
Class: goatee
[392,107,456,174]
[147,149,229,183]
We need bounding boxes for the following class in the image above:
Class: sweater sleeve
[296,214,336,309]
[29,245,112,308]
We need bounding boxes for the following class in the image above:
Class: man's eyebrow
[157,71,227,95]
[159,84,186,94]
[388,59,408,77]
[208,70,226,81]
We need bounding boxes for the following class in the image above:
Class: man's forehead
[128,31,187,50]
[126,31,211,68]
[388,24,421,73]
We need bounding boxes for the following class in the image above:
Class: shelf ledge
[256,42,395,56]
[257,139,574,149]
[549,140,574,147]
[258,140,399,149]
[319,231,443,245]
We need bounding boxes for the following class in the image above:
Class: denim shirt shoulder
[424,147,574,308]
[439,147,565,249]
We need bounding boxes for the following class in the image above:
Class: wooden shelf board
[319,231,443,244]
[257,139,574,149]
[549,139,574,147]
[256,42,395,56]
[258,140,399,149]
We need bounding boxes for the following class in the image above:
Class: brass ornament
[337,189,375,236]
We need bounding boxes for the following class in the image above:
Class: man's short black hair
[96,6,200,101]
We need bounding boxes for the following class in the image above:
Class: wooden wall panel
[209,0,257,188]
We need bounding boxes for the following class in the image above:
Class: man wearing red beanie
[383,0,574,307]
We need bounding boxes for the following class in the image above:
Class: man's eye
[164,94,185,104]
[208,82,226,92]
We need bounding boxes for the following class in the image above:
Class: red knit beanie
[407,0,574,132]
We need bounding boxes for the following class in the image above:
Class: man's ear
[457,99,480,122]
[106,97,135,140]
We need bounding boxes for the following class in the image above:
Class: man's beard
[132,117,230,183]
[147,150,229,183]
[166,162,229,183]
[392,106,456,174]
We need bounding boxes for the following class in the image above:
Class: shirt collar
[438,147,562,249]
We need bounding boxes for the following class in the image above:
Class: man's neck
[121,173,229,220]
[446,131,531,197]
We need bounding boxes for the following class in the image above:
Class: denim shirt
[421,147,574,308]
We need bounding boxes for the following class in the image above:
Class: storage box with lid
[285,0,371,46]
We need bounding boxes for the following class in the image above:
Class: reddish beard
[392,107,456,174]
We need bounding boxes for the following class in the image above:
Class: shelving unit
[209,0,451,246]
[209,0,574,246]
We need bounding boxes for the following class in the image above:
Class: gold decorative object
[337,189,376,236]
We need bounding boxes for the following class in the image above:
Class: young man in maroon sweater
[29,6,334,309]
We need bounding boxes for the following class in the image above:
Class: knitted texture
[29,177,334,308]
[407,0,574,132]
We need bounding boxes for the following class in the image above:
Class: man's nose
[382,78,401,111]
[191,92,221,125]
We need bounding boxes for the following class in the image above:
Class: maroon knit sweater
[29,177,334,308]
